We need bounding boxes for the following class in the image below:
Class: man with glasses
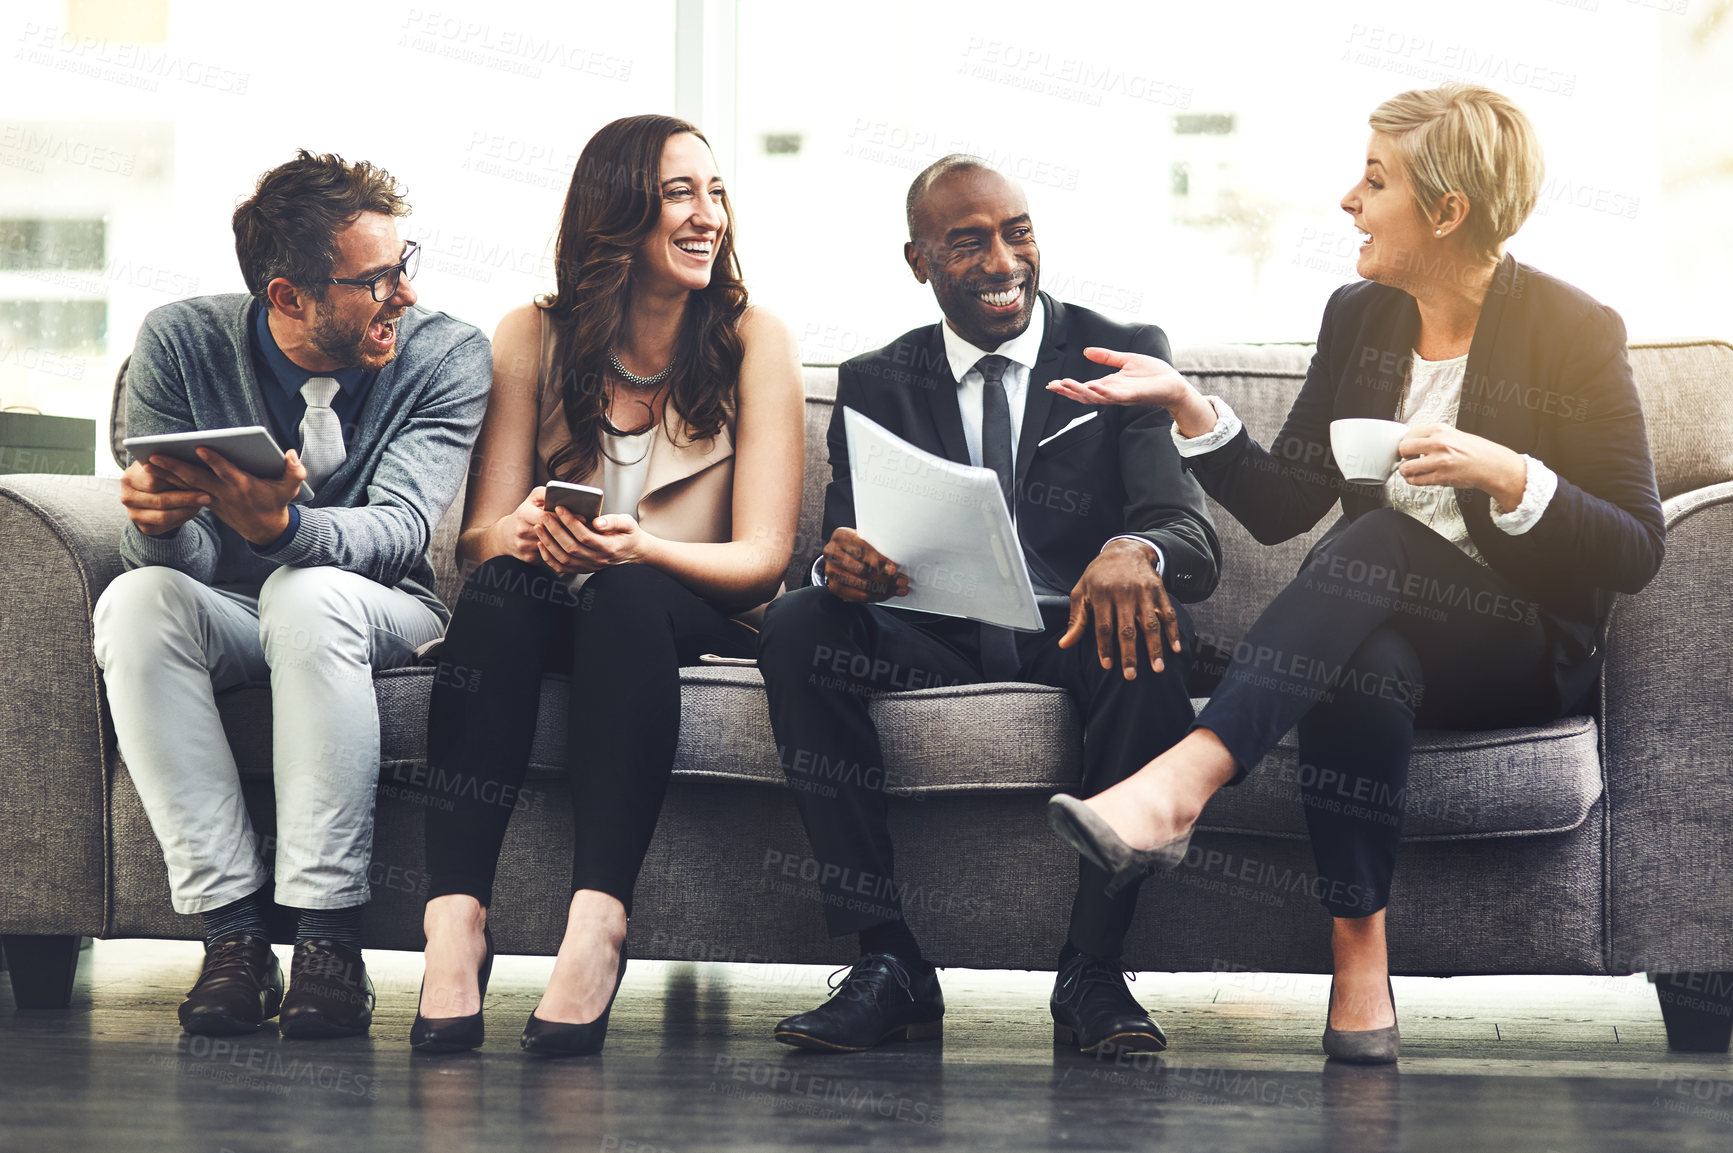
[91,151,490,1038]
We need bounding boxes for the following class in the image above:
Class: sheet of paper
[844,408,1044,632]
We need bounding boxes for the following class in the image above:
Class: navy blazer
[820,293,1221,632]
[1185,256,1665,712]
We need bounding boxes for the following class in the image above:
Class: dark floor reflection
[8,948,1733,1152]
[659,960,732,1049]
[1321,1059,1400,1152]
[765,1041,948,1133]
[408,1047,486,1153]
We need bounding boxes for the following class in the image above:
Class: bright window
[2,0,1728,465]
[731,0,1726,361]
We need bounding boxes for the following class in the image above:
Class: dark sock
[1059,940,1125,968]
[201,891,268,946]
[295,905,363,950]
[859,919,925,968]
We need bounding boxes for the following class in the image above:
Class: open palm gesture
[1046,347,1193,409]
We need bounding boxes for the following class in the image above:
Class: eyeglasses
[326,240,420,302]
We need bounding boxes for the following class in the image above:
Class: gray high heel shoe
[1046,794,1193,897]
[1322,978,1400,1064]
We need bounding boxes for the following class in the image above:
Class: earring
[1435,229,1443,237]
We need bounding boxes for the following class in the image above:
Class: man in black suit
[757,155,1221,1054]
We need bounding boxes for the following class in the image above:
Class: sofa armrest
[1603,479,1733,972]
[0,474,128,937]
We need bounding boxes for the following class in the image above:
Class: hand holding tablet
[122,425,314,545]
[123,426,317,503]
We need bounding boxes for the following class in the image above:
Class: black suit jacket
[819,293,1221,643]
[1186,255,1665,712]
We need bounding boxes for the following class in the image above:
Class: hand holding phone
[495,487,548,562]
[544,481,604,522]
[537,481,625,576]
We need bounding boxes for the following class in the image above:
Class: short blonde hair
[1369,84,1544,260]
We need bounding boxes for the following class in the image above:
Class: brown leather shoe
[178,934,284,1035]
[279,939,375,1039]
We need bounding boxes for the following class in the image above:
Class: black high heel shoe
[1047,794,1193,897]
[520,943,628,1057]
[1322,977,1400,1065]
[410,926,494,1054]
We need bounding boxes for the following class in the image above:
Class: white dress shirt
[816,298,1162,586]
[938,299,1045,471]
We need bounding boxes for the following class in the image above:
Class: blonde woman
[1046,85,1663,1063]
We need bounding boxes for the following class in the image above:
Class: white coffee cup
[1330,418,1408,485]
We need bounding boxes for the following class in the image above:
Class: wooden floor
[5,941,1733,1152]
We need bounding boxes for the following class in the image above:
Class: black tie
[977,355,1014,513]
[974,354,1021,681]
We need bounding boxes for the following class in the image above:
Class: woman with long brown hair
[410,114,803,1055]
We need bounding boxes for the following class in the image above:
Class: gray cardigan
[120,293,491,625]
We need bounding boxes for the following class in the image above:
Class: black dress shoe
[520,946,627,1057]
[178,934,284,1035]
[279,939,375,1039]
[774,953,944,1053]
[1051,952,1168,1057]
[411,927,494,1054]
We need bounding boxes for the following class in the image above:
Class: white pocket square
[1038,411,1100,448]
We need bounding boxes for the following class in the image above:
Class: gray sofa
[4,341,1733,1046]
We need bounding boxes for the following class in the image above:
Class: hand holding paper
[844,409,1043,631]
[821,526,909,603]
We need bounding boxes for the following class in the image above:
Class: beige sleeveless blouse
[531,308,738,546]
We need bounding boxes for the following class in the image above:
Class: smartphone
[544,481,603,522]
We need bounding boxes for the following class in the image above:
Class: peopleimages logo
[397,10,632,81]
[1175,846,1377,913]
[958,38,1194,109]
[0,125,134,175]
[761,848,988,919]
[15,23,250,94]
[1305,551,1541,626]
[710,1056,944,1126]
[157,1035,377,1099]
[1341,25,1577,95]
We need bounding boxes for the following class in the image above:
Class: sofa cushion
[200,341,1733,618]
[1202,713,1601,842]
[1168,346,1328,670]
[1627,340,1733,500]
[197,666,1601,843]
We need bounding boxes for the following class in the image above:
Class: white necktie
[298,376,346,494]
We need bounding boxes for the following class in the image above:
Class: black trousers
[756,587,1197,960]
[422,558,755,913]
[1196,509,1561,918]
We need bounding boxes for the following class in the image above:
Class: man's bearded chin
[311,305,397,371]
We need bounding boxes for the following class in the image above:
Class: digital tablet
[123,425,317,503]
